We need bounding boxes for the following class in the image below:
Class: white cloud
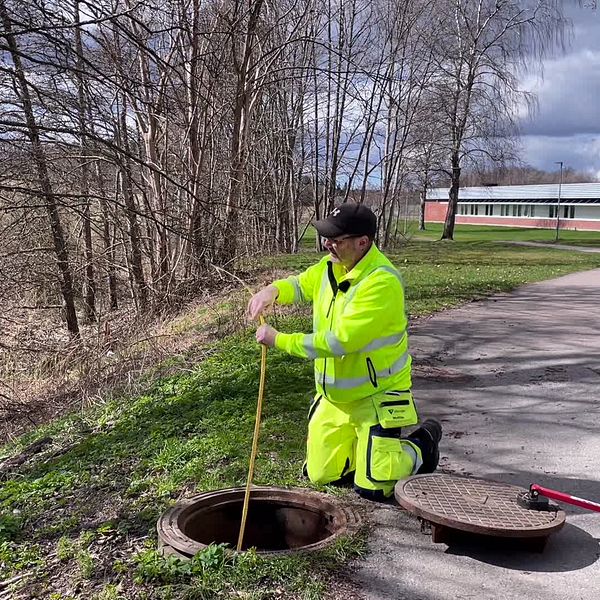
[519,5,600,171]
[520,133,600,173]
[520,49,600,136]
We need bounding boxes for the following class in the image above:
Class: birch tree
[432,0,565,239]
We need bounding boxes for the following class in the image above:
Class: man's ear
[359,235,370,248]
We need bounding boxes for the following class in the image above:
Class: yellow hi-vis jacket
[272,244,411,404]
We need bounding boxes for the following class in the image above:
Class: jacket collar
[336,243,383,284]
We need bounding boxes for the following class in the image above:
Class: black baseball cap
[314,203,377,239]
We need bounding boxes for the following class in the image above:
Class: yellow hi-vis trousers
[306,390,423,497]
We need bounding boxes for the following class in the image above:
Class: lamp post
[554,161,563,242]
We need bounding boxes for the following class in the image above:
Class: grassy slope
[2,237,600,600]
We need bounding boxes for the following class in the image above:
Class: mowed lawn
[273,231,600,315]
[2,235,600,600]
[415,223,600,246]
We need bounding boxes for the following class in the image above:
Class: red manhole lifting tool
[518,484,600,513]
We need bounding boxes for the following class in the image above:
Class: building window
[524,205,530,217]
[549,206,557,218]
[501,204,509,216]
[485,204,493,216]
[563,206,575,219]
[531,205,535,217]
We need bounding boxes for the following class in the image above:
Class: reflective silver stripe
[362,332,405,353]
[401,442,423,474]
[289,276,305,303]
[319,269,329,296]
[343,265,403,305]
[326,332,346,355]
[303,332,346,359]
[303,335,318,359]
[315,351,409,389]
[376,265,403,284]
[305,330,402,358]
[315,270,330,330]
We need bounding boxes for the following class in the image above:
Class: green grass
[0,327,365,599]
[267,237,600,316]
[3,235,600,598]
[416,223,600,245]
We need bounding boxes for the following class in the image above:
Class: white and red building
[425,183,600,231]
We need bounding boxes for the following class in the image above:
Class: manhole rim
[157,486,361,557]
[395,473,566,538]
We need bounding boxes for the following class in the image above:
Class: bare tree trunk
[327,0,355,208]
[419,189,426,231]
[97,162,118,309]
[442,152,461,239]
[0,0,80,336]
[183,0,211,277]
[74,0,96,322]
[123,13,170,292]
[311,30,322,252]
[222,0,265,263]
[118,96,148,309]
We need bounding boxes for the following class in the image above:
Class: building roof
[427,183,600,203]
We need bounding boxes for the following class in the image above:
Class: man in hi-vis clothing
[247,203,441,500]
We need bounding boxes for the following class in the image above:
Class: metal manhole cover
[395,474,566,538]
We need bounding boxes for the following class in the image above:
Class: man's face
[322,235,367,268]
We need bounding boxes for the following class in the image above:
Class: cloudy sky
[519,4,600,176]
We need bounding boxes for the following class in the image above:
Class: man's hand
[247,285,278,320]
[256,323,278,347]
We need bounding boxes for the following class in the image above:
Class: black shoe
[354,486,389,503]
[302,461,309,479]
[407,419,442,474]
[330,470,355,488]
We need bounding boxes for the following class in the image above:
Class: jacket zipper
[323,295,338,395]
[322,262,339,396]
[326,296,335,318]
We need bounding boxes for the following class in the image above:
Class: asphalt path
[349,268,600,600]
[500,241,600,253]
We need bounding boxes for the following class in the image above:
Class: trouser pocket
[366,427,413,482]
[373,390,419,429]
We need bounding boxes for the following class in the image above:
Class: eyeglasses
[322,235,360,245]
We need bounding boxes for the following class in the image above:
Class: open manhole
[157,487,360,557]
